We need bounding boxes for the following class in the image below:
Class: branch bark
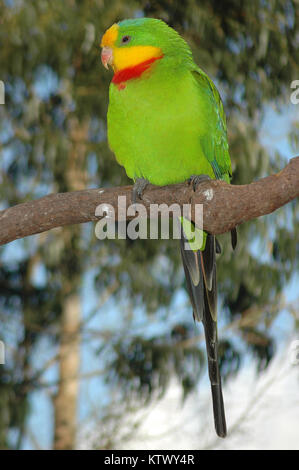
[0,156,298,246]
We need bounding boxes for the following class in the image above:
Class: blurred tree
[0,0,298,449]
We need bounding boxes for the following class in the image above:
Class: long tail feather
[180,232,227,437]
[180,241,204,321]
[201,256,226,438]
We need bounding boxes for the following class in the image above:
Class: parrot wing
[192,67,238,249]
[192,68,232,182]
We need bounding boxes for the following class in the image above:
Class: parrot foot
[187,175,234,253]
[132,178,150,204]
[187,174,211,192]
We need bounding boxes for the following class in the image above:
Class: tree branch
[0,156,298,246]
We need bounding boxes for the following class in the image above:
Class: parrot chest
[107,71,214,185]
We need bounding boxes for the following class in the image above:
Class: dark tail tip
[231,228,237,250]
[211,383,227,438]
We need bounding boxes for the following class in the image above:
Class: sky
[114,340,299,450]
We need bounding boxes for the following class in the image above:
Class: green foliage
[107,323,206,402]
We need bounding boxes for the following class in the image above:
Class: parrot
[100,17,236,438]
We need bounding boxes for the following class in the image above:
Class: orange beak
[101,46,113,69]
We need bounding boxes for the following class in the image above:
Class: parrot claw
[132,178,150,204]
[187,174,211,192]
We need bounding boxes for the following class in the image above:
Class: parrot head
[100,18,192,81]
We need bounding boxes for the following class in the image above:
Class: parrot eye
[121,35,131,44]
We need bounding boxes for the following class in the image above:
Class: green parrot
[101,17,236,438]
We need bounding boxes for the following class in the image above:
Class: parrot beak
[101,46,113,69]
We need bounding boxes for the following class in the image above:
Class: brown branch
[0,156,298,246]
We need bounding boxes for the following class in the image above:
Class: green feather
[105,17,231,438]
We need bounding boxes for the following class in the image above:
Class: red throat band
[112,55,163,85]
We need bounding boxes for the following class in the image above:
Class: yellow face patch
[101,24,162,72]
[113,45,162,71]
[101,24,119,48]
